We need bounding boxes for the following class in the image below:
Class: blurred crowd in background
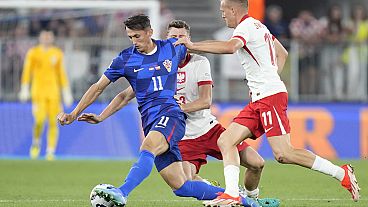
[278,3,368,101]
[0,0,367,102]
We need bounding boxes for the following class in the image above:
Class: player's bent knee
[184,172,195,181]
[253,156,265,170]
[244,156,265,171]
[217,135,234,150]
[217,137,225,149]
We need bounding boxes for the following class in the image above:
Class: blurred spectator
[320,4,349,100]
[0,9,18,37]
[2,21,32,98]
[14,22,29,39]
[264,5,289,41]
[55,20,69,38]
[342,4,368,100]
[289,10,322,95]
[29,19,42,37]
[83,15,106,37]
[18,30,73,161]
[159,2,174,38]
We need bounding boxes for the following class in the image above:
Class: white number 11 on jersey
[152,76,163,91]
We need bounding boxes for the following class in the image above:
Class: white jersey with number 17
[231,15,287,102]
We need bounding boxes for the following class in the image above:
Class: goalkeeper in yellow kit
[19,30,73,160]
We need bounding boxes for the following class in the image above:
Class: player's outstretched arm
[274,38,288,74]
[175,37,243,54]
[78,86,135,124]
[57,75,111,125]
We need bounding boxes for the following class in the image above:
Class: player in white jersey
[167,20,265,201]
[175,0,360,206]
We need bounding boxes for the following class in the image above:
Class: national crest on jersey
[163,59,172,72]
[177,71,186,84]
[104,38,187,128]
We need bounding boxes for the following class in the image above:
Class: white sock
[224,165,240,197]
[245,188,259,199]
[311,155,345,181]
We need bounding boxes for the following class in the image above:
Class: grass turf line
[0,160,367,207]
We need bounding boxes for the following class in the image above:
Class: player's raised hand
[174,37,193,49]
[77,113,103,124]
[57,112,76,126]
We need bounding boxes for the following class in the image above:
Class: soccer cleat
[240,195,261,207]
[29,145,40,159]
[94,185,127,206]
[238,186,280,207]
[203,192,241,207]
[203,192,260,207]
[258,198,281,207]
[341,164,360,201]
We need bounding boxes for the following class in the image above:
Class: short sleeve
[104,56,125,82]
[176,44,187,62]
[196,57,213,86]
[231,24,250,47]
[168,37,187,63]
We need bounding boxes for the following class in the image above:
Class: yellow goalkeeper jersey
[21,45,69,100]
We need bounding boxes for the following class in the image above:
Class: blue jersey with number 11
[104,38,187,129]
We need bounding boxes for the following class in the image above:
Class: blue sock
[173,180,225,200]
[119,150,155,196]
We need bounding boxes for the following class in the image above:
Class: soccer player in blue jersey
[57,14,258,207]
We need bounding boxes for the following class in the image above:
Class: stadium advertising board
[0,103,367,159]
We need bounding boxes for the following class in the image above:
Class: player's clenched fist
[57,112,76,125]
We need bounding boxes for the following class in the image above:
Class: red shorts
[178,124,250,173]
[234,92,290,139]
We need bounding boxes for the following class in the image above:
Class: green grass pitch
[0,160,367,207]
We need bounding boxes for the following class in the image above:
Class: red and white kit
[231,15,290,138]
[177,53,248,172]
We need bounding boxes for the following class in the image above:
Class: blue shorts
[143,113,186,172]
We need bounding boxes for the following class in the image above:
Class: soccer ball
[90,184,115,207]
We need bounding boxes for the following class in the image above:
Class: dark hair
[351,4,367,20]
[124,14,151,30]
[327,4,343,34]
[167,20,190,34]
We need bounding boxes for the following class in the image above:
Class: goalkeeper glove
[62,87,73,107]
[18,84,30,102]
